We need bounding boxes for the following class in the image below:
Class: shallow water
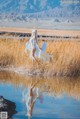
[0,71,80,119]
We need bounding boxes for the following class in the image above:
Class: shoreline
[0,66,80,78]
[0,66,44,77]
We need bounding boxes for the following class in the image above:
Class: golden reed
[0,38,80,76]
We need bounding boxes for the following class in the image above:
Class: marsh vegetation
[0,37,80,77]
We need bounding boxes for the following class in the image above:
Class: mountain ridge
[0,0,80,18]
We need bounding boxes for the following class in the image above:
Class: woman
[29,29,40,61]
[25,29,51,62]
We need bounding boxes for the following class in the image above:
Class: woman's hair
[32,29,37,40]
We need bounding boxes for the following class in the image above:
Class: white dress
[29,37,37,50]
[29,37,41,59]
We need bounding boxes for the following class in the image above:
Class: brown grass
[0,37,80,76]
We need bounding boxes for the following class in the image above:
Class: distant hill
[0,0,60,13]
[0,0,80,18]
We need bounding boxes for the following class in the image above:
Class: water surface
[0,71,80,119]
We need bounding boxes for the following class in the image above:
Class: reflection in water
[22,81,43,119]
[0,70,80,100]
[0,70,80,119]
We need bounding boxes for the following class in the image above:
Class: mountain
[0,0,60,13]
[0,0,80,18]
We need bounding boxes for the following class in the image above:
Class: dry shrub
[0,37,80,76]
[47,40,80,76]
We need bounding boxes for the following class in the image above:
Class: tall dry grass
[0,37,80,76]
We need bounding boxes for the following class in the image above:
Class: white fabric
[25,41,52,61]
[29,37,37,49]
[25,41,41,58]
